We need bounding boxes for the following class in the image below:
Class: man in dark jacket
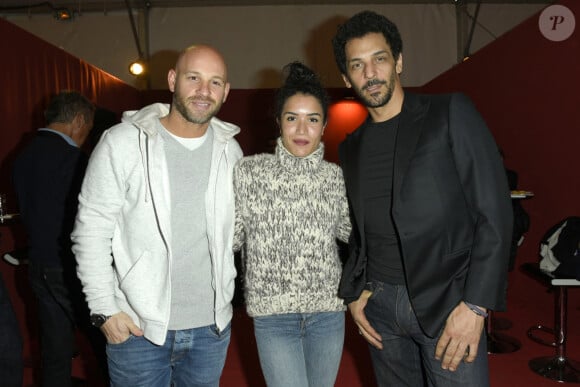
[332,11,513,386]
[13,91,94,387]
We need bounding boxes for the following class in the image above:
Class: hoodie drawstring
[138,130,151,203]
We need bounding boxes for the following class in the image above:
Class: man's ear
[223,82,231,103]
[71,113,84,132]
[168,69,177,92]
[341,74,352,89]
[69,113,85,145]
[396,53,403,75]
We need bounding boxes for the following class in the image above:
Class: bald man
[72,45,243,386]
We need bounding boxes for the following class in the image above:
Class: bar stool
[527,277,580,383]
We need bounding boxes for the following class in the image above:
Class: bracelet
[464,302,488,318]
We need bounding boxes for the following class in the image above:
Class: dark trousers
[0,272,23,387]
[365,281,489,387]
[29,264,77,387]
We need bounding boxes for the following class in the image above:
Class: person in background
[331,11,513,386]
[233,61,351,387]
[13,91,95,387]
[71,44,242,386]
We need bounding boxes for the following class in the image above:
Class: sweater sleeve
[335,167,352,243]
[232,160,246,252]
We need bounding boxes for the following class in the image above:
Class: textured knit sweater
[233,138,351,317]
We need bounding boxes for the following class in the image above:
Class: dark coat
[338,92,513,337]
[13,130,87,268]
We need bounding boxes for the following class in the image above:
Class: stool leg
[557,285,566,359]
[486,310,521,354]
[529,286,580,382]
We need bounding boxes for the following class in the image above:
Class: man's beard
[353,72,396,108]
[173,92,222,125]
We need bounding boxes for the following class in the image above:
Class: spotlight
[129,60,146,76]
[54,8,73,21]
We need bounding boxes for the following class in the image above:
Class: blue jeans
[107,323,231,387]
[253,311,345,387]
[365,281,489,387]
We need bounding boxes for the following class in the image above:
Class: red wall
[420,0,580,264]
[0,17,141,227]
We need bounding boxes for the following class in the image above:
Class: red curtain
[0,18,141,198]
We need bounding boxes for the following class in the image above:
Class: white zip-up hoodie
[72,103,242,345]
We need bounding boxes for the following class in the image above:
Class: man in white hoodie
[72,45,243,386]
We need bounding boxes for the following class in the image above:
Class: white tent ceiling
[0,0,554,15]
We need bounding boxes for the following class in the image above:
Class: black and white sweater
[233,138,351,317]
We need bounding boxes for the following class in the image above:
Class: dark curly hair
[332,10,403,76]
[274,61,329,123]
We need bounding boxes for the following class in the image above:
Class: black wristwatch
[90,314,111,328]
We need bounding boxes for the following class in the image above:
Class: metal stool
[528,278,580,383]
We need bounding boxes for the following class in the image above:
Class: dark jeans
[0,272,23,387]
[29,264,78,387]
[365,281,489,387]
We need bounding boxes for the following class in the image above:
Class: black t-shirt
[360,115,405,285]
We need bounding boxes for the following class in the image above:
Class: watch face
[91,314,107,327]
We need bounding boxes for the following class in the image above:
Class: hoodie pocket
[118,250,167,320]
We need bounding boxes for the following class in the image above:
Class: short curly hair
[332,10,403,76]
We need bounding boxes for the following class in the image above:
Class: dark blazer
[338,92,513,337]
[13,130,87,267]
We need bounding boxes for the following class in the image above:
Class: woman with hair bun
[233,62,351,387]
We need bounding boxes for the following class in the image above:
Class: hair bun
[282,61,319,87]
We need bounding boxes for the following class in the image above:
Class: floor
[3,260,580,386]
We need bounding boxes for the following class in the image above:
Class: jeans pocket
[107,333,135,346]
[367,281,384,301]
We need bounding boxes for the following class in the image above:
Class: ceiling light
[129,60,146,76]
[54,8,73,21]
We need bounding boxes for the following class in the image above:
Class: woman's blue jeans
[106,323,231,387]
[253,311,345,387]
[365,281,489,387]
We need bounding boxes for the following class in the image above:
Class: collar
[275,137,324,174]
[38,128,77,147]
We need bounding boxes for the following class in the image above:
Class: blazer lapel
[393,93,430,202]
